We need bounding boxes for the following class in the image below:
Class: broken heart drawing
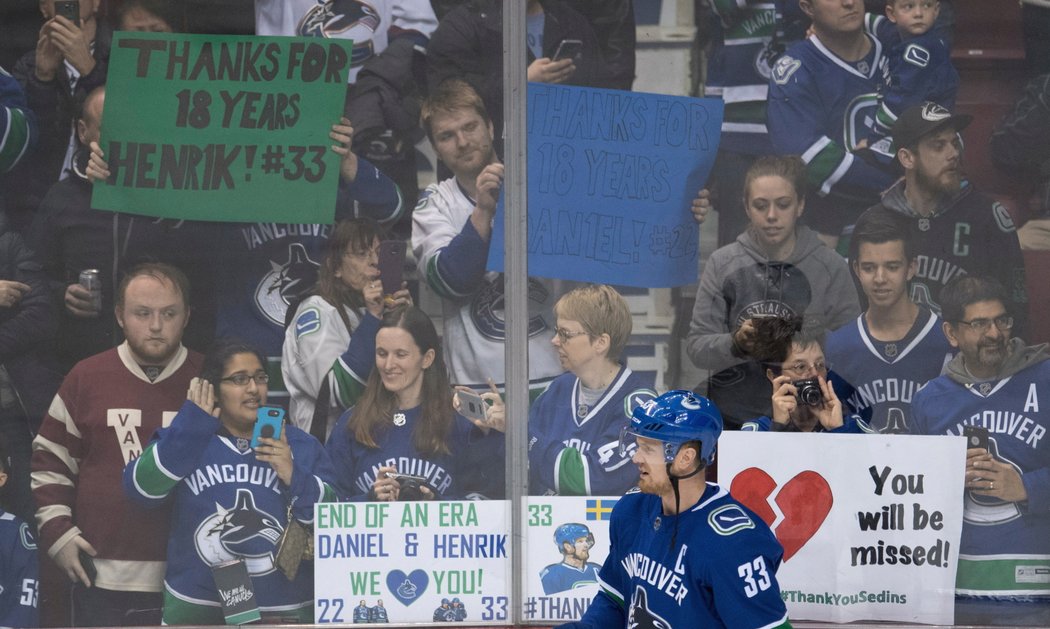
[730,467,834,561]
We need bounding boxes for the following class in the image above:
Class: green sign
[93,32,354,223]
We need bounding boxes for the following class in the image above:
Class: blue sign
[488,83,722,287]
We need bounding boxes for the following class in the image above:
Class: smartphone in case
[54,0,80,26]
[963,425,989,451]
[553,39,583,62]
[378,240,407,296]
[251,405,285,448]
[457,389,488,423]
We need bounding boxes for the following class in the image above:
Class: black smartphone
[457,389,488,423]
[553,39,583,62]
[78,549,96,584]
[251,405,285,449]
[963,425,989,451]
[54,0,80,27]
[378,240,407,296]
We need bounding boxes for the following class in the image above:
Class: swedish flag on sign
[586,499,616,521]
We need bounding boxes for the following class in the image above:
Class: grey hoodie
[944,337,1050,386]
[686,225,860,425]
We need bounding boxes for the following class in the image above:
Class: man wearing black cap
[860,102,1028,328]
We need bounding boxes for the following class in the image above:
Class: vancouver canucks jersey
[768,33,894,202]
[566,486,790,629]
[865,15,958,138]
[528,366,655,496]
[540,561,601,595]
[705,0,779,154]
[124,401,337,620]
[412,177,564,393]
[325,405,505,500]
[0,510,37,629]
[910,359,1050,598]
[827,308,953,433]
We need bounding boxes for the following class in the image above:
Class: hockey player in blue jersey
[540,523,602,594]
[911,276,1050,600]
[369,598,389,623]
[450,597,466,621]
[827,208,953,432]
[560,391,792,629]
[0,438,38,629]
[353,599,371,623]
[529,284,657,496]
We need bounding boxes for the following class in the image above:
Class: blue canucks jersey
[827,308,953,433]
[768,33,895,202]
[865,15,959,138]
[0,511,37,628]
[911,357,1050,598]
[124,401,337,619]
[540,561,601,595]
[565,486,790,628]
[326,405,505,500]
[528,366,656,496]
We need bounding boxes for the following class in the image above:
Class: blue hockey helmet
[441,598,449,605]
[620,390,722,466]
[554,522,595,550]
[451,598,461,604]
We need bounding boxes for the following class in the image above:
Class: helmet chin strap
[665,460,705,550]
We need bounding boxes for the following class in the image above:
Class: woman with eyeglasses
[326,306,504,501]
[743,321,872,433]
[124,339,336,625]
[527,284,657,495]
[282,219,412,441]
[685,155,861,429]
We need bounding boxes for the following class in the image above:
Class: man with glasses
[30,263,203,626]
[864,102,1028,331]
[745,324,872,433]
[911,275,1050,600]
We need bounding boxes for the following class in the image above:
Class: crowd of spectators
[0,0,1047,626]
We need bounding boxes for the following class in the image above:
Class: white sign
[523,496,617,623]
[314,501,511,625]
[719,432,965,625]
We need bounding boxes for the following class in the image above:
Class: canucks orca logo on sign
[627,586,672,629]
[255,243,319,327]
[297,0,381,68]
[470,275,551,341]
[195,489,284,576]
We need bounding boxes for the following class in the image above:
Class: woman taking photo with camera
[685,155,860,428]
[282,219,412,440]
[124,339,336,624]
[325,306,504,501]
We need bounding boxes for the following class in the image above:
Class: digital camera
[793,378,824,407]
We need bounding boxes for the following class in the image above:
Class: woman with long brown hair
[325,306,503,501]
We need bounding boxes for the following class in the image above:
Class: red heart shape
[730,468,834,561]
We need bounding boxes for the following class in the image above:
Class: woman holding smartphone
[281,219,412,440]
[325,306,504,501]
[123,339,336,625]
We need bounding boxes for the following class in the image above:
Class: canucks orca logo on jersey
[297,0,380,68]
[255,243,319,327]
[470,275,550,341]
[195,489,284,575]
[627,586,672,629]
